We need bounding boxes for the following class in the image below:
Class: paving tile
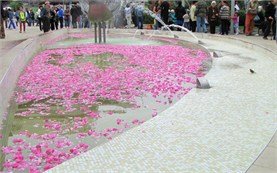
[254,146,277,170]
[268,133,277,148]
[247,165,276,173]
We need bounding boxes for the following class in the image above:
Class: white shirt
[125,7,132,17]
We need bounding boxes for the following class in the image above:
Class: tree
[9,0,23,11]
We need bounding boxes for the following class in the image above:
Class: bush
[9,0,23,11]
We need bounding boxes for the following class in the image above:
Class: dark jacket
[265,2,276,21]
[8,10,14,20]
[196,0,207,17]
[160,1,169,17]
[0,5,4,19]
[257,11,265,23]
[208,6,218,22]
[0,1,8,19]
[76,5,83,16]
[41,7,50,19]
[175,5,186,20]
[50,10,56,22]
[30,11,35,20]
[70,6,79,21]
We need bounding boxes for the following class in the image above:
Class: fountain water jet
[161,24,201,44]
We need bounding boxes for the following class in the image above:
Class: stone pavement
[247,133,277,173]
[0,26,43,56]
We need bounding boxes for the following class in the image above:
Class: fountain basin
[0,30,211,172]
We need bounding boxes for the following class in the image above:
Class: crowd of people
[126,0,276,40]
[0,1,87,35]
[1,0,276,40]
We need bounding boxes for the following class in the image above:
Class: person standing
[3,8,8,29]
[54,6,59,30]
[26,8,31,26]
[125,3,132,29]
[190,1,197,32]
[234,1,240,12]
[160,0,170,25]
[41,1,51,33]
[153,1,161,30]
[30,9,35,26]
[208,1,219,34]
[175,1,186,30]
[36,6,42,31]
[50,6,56,30]
[76,4,83,28]
[219,1,230,35]
[82,12,90,28]
[71,4,78,28]
[58,6,64,29]
[245,0,258,36]
[196,0,208,33]
[15,9,19,27]
[131,2,137,28]
[8,8,16,30]
[19,7,26,33]
[183,10,190,29]
[0,2,6,39]
[64,6,70,28]
[263,0,276,40]
[135,2,144,29]
[232,12,240,35]
[256,6,265,31]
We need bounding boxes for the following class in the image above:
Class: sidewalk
[234,34,277,54]
[0,26,42,56]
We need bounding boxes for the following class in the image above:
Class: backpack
[19,11,26,21]
[136,7,144,17]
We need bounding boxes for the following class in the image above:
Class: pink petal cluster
[16,44,207,114]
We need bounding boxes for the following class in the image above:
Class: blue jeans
[65,18,70,27]
[8,19,16,29]
[183,22,190,29]
[196,16,207,32]
[176,19,183,26]
[137,16,143,29]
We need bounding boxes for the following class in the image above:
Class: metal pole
[103,22,106,43]
[94,22,97,43]
[98,22,102,43]
[230,0,235,34]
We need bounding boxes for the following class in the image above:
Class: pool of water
[0,33,211,172]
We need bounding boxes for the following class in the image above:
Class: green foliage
[9,0,23,11]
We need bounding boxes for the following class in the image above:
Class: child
[232,12,239,35]
[19,7,26,33]
[183,10,190,29]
